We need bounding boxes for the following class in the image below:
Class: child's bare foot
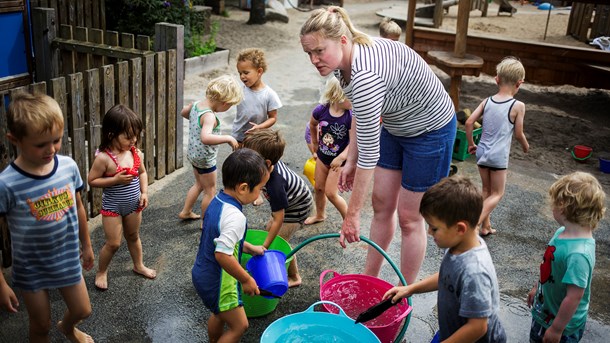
[178,211,200,220]
[94,271,108,291]
[479,227,497,237]
[288,274,302,288]
[304,215,326,225]
[253,194,264,206]
[57,321,94,343]
[133,266,157,279]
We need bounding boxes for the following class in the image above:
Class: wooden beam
[53,38,155,60]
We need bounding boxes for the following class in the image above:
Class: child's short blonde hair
[496,56,525,86]
[549,172,606,229]
[242,128,285,165]
[237,48,268,73]
[7,92,64,140]
[319,77,347,105]
[379,17,402,40]
[206,75,243,106]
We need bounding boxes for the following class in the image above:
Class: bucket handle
[319,269,341,288]
[571,149,592,161]
[306,300,349,319]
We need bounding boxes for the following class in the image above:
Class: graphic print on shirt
[318,121,348,156]
[27,185,74,221]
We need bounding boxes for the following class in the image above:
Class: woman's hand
[338,161,355,193]
[339,214,360,248]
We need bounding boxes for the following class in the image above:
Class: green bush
[186,21,219,57]
[105,0,192,37]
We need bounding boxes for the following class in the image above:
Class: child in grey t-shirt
[384,176,506,343]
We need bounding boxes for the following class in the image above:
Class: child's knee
[105,241,121,252]
[29,316,52,336]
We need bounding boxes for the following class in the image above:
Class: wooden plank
[121,32,135,49]
[68,73,88,212]
[58,0,67,26]
[129,58,142,118]
[104,30,119,65]
[29,82,47,95]
[99,0,105,30]
[85,69,102,216]
[73,27,90,73]
[84,0,92,29]
[50,77,70,155]
[0,93,13,171]
[0,74,31,93]
[166,49,176,174]
[31,8,59,84]
[76,0,84,26]
[67,0,75,26]
[101,64,115,118]
[53,38,155,60]
[60,25,75,75]
[115,61,129,107]
[92,0,100,29]
[136,35,150,51]
[155,52,166,179]
[89,29,105,67]
[142,55,155,182]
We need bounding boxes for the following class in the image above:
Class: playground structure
[568,1,610,42]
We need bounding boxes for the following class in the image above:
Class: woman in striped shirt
[300,6,456,284]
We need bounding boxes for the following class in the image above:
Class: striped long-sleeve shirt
[334,37,455,169]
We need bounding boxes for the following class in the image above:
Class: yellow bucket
[303,157,316,187]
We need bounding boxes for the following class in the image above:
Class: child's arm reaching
[243,242,266,256]
[512,101,529,153]
[200,111,238,150]
[215,252,260,296]
[137,149,149,209]
[181,102,194,119]
[75,192,94,271]
[443,317,488,343]
[383,272,439,303]
[466,99,486,155]
[246,109,278,133]
[263,210,285,249]
[544,285,585,343]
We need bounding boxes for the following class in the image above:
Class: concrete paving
[2,2,610,342]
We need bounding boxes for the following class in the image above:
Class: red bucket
[572,145,593,161]
[319,270,412,343]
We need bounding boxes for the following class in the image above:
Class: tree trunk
[248,0,266,25]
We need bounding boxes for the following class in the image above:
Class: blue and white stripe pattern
[334,37,455,169]
[0,155,83,291]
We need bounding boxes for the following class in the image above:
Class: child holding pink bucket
[242,129,313,288]
[384,176,507,342]
[304,77,352,226]
[466,56,529,237]
[527,172,605,343]
[192,148,270,342]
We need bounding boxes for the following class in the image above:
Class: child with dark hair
[385,176,506,343]
[242,128,313,288]
[192,148,270,342]
[88,104,155,290]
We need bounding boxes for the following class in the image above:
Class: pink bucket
[319,270,412,343]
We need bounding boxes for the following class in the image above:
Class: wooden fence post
[31,8,59,85]
[0,93,12,171]
[50,77,70,155]
[86,68,102,216]
[155,52,167,179]
[142,55,156,183]
[154,23,184,171]
[68,73,89,213]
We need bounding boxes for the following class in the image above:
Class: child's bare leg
[179,169,203,220]
[22,289,52,342]
[207,313,224,343]
[305,162,329,225]
[216,306,248,343]
[199,171,217,219]
[57,278,94,343]
[324,167,347,219]
[279,222,301,287]
[479,169,507,236]
[123,212,156,279]
[96,216,124,290]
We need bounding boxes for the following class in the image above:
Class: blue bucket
[246,250,288,299]
[261,301,381,342]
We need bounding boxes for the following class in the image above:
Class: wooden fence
[0,7,185,218]
[30,0,106,30]
[568,2,610,42]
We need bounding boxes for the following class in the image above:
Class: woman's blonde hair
[496,56,525,86]
[549,172,606,229]
[206,75,244,106]
[300,6,372,47]
[320,77,347,105]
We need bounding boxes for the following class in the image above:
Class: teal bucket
[239,230,293,317]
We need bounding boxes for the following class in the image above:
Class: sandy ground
[207,0,610,189]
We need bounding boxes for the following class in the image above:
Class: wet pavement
[2,2,610,342]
